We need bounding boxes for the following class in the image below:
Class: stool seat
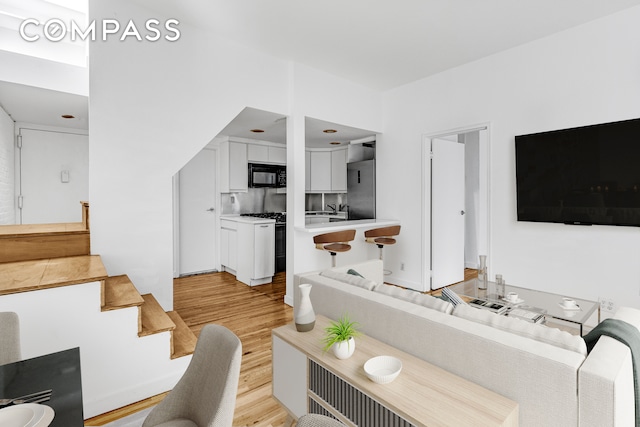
[314,229,356,267]
[370,236,396,246]
[323,243,352,253]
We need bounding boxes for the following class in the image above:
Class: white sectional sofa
[293,259,638,427]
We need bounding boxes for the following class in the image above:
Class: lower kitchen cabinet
[220,219,238,272]
[236,221,275,286]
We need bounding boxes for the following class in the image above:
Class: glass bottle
[477,255,488,290]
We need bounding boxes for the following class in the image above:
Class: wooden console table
[272,315,518,427]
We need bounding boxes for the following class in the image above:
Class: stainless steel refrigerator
[347,159,375,219]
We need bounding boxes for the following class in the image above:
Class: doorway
[174,148,219,277]
[425,125,489,290]
[18,127,89,224]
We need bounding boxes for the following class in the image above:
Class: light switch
[61,170,70,183]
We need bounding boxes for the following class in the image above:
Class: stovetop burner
[240,212,286,223]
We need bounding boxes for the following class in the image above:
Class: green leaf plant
[322,313,361,352]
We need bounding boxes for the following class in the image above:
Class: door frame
[422,123,491,290]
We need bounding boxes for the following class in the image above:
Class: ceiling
[2,1,640,136]
[0,81,88,130]
[217,107,377,148]
[135,0,640,91]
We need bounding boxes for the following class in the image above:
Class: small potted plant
[322,313,361,359]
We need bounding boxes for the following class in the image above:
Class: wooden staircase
[102,275,197,359]
[0,203,197,415]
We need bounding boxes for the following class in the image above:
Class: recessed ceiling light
[323,129,337,133]
[330,141,341,145]
[250,129,265,133]
[61,114,75,119]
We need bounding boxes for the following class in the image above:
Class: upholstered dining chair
[296,414,344,427]
[0,312,21,365]
[142,324,242,427]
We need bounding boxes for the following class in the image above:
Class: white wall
[89,0,292,309]
[89,1,383,309]
[0,105,14,224]
[380,6,640,308]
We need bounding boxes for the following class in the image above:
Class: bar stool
[313,229,356,267]
[364,225,401,274]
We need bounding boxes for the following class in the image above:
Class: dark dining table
[0,347,84,426]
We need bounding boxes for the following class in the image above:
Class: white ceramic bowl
[0,403,55,427]
[364,356,402,384]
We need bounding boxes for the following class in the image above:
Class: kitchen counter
[220,214,275,224]
[297,218,400,233]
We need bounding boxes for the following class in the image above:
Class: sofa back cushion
[453,304,587,355]
[374,283,453,314]
[329,259,384,286]
[319,270,378,291]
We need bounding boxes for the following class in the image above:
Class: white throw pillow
[453,304,587,355]
[319,270,378,291]
[374,284,453,314]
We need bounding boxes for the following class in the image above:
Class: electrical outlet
[400,262,405,271]
[598,297,615,313]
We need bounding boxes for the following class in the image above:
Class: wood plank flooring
[86,269,475,426]
[85,270,292,426]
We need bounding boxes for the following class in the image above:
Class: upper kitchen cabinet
[305,116,377,195]
[308,150,332,192]
[331,148,347,192]
[247,143,286,165]
[306,148,347,193]
[218,138,248,193]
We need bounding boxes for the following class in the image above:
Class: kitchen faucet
[326,204,337,213]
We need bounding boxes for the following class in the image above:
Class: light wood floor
[86,269,476,426]
[85,271,292,426]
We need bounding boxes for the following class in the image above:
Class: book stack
[468,299,509,315]
[507,308,545,324]
[441,287,467,307]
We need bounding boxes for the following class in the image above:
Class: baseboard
[383,275,426,292]
[83,361,189,419]
[284,294,294,307]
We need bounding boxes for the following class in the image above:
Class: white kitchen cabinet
[268,146,286,164]
[218,139,248,192]
[229,142,248,191]
[236,221,275,286]
[305,151,311,191]
[247,144,286,165]
[309,151,332,192]
[331,148,347,192]
[220,219,238,272]
[247,144,269,163]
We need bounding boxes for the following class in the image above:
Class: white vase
[332,337,355,359]
[295,284,315,332]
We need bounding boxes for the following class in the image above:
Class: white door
[431,137,465,290]
[19,129,89,224]
[178,148,217,275]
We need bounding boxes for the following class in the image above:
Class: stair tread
[0,255,107,296]
[167,311,197,359]
[140,294,176,337]
[103,275,144,311]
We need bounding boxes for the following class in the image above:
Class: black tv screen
[515,118,640,227]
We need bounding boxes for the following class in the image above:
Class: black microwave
[248,163,286,188]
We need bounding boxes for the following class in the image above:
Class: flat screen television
[515,118,640,227]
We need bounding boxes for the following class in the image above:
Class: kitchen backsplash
[222,189,348,214]
[222,188,286,214]
[305,193,347,212]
